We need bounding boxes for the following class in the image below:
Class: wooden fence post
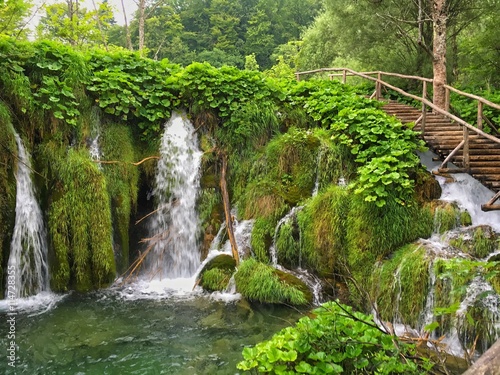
[421,81,427,136]
[477,101,483,130]
[445,87,450,112]
[376,72,381,100]
[463,126,470,171]
[342,69,347,84]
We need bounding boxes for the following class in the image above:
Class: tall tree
[0,0,33,39]
[37,1,114,47]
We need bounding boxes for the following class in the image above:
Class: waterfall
[7,133,49,298]
[418,150,500,232]
[269,206,303,267]
[145,111,203,279]
[89,107,102,164]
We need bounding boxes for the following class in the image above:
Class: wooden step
[382,101,500,208]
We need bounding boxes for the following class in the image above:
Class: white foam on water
[0,291,67,315]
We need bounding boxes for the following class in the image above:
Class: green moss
[295,186,351,276]
[275,221,301,269]
[198,254,236,292]
[432,258,476,335]
[370,244,430,327]
[234,258,310,305]
[449,226,498,259]
[314,131,356,192]
[41,144,116,292]
[201,268,232,292]
[250,217,276,263]
[414,168,442,203]
[100,121,139,273]
[429,201,470,234]
[347,195,433,299]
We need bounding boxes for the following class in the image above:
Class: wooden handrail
[296,67,500,210]
[295,68,500,146]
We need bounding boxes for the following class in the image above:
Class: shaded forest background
[1,0,500,89]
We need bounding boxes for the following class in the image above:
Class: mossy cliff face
[371,227,500,353]
[43,147,116,292]
[99,122,139,274]
[0,103,18,297]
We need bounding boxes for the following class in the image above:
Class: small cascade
[221,216,255,260]
[89,107,102,164]
[145,111,203,279]
[312,147,323,196]
[456,277,500,353]
[268,206,324,305]
[7,133,49,298]
[269,206,303,267]
[419,150,500,232]
[289,268,323,305]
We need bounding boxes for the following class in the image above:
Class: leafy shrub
[237,301,433,374]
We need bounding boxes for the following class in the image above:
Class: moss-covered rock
[448,225,498,259]
[426,200,472,234]
[346,195,434,303]
[414,168,442,203]
[234,258,312,305]
[294,185,350,276]
[100,121,139,274]
[370,243,431,327]
[198,254,236,292]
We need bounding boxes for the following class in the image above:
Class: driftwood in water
[219,152,240,265]
[462,339,500,375]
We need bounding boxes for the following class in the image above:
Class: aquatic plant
[238,301,434,374]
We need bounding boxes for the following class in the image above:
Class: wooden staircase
[382,101,500,210]
[294,67,500,210]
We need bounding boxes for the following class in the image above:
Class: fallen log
[462,339,500,375]
[219,152,240,265]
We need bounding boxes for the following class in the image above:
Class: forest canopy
[3,0,500,89]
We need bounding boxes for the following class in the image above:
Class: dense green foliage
[237,301,433,374]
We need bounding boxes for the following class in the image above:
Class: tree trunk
[462,339,500,375]
[431,0,447,110]
[219,153,240,265]
[91,0,108,51]
[138,0,146,56]
[120,0,133,50]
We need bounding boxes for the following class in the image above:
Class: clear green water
[0,290,304,375]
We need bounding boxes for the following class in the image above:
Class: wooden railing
[295,68,500,210]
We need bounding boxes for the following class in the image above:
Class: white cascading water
[376,151,500,356]
[7,133,49,298]
[269,206,303,267]
[89,108,102,164]
[145,111,203,280]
